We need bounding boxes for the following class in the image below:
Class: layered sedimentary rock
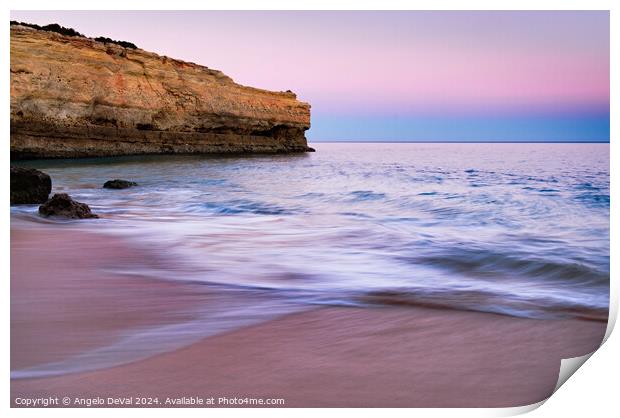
[10,25,312,159]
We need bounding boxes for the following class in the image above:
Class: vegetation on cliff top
[92,36,138,50]
[10,21,138,49]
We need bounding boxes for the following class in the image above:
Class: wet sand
[11,226,607,407]
[11,225,214,370]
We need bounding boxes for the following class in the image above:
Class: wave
[186,199,301,216]
[398,249,609,285]
[348,190,386,201]
[358,289,608,321]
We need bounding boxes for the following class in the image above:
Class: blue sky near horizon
[10,10,610,142]
[309,113,610,142]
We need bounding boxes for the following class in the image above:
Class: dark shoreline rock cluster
[39,193,98,219]
[11,166,138,219]
[10,166,51,204]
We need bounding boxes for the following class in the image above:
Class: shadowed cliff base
[10,24,312,158]
[10,121,313,159]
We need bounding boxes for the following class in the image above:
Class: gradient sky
[10,11,610,142]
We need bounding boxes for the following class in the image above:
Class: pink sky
[10,11,610,140]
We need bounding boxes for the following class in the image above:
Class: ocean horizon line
[308,140,611,144]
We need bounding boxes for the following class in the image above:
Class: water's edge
[11,143,610,377]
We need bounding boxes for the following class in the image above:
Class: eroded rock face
[103,179,137,189]
[10,166,52,204]
[39,193,98,219]
[10,25,312,159]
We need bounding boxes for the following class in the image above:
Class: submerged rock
[103,179,137,189]
[39,193,98,219]
[10,166,52,204]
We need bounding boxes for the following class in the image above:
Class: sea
[11,142,610,377]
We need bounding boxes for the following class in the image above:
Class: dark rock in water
[10,166,52,204]
[39,193,98,219]
[103,179,138,189]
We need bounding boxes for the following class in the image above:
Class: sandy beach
[11,225,607,407]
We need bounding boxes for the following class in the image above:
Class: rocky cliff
[10,25,313,159]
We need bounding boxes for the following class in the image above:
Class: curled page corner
[553,351,596,394]
[550,305,616,400]
[498,400,547,417]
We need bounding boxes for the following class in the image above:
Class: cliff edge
[10,24,313,159]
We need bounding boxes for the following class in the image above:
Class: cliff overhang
[10,24,313,159]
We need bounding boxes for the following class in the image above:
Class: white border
[3,1,617,417]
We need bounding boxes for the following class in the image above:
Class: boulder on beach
[103,179,138,189]
[39,193,98,219]
[10,166,52,204]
